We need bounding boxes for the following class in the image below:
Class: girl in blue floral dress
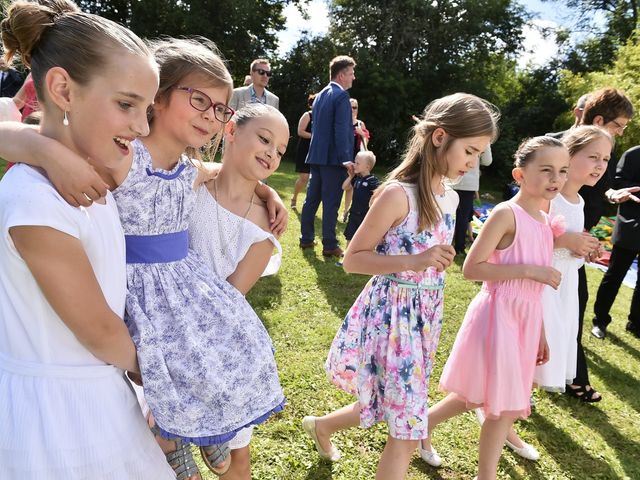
[302,93,498,479]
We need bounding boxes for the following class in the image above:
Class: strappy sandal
[200,442,232,476]
[167,439,201,479]
[565,384,602,403]
[150,425,201,480]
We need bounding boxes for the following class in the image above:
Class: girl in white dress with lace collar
[534,126,612,391]
[189,103,289,480]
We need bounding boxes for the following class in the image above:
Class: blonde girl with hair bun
[0,0,175,478]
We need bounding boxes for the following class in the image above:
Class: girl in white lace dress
[0,2,173,478]
[534,126,612,390]
[189,103,289,480]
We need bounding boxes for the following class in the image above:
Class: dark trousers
[573,266,590,386]
[593,244,640,329]
[453,190,476,253]
[300,164,348,250]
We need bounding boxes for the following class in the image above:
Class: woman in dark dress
[292,94,315,209]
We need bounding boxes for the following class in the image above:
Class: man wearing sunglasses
[230,58,279,111]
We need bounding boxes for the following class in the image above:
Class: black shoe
[625,322,640,339]
[591,325,607,340]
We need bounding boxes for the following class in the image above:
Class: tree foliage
[78,0,292,81]
[560,29,640,153]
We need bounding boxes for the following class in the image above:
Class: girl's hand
[257,184,288,237]
[49,152,110,207]
[536,332,550,366]
[412,244,456,272]
[194,161,221,188]
[562,232,600,258]
[528,265,562,289]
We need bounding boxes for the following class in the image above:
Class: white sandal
[302,416,341,461]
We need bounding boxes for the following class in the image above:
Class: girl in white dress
[189,103,289,480]
[534,126,612,390]
[0,1,173,479]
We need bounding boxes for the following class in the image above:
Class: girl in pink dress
[302,93,498,480]
[422,136,570,480]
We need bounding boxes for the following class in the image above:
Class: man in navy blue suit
[300,55,356,257]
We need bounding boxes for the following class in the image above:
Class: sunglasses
[253,68,272,77]
[351,106,358,110]
[176,86,234,123]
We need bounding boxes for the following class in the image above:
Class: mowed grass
[3,159,638,479]
[220,161,639,480]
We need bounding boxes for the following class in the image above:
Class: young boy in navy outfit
[342,151,380,247]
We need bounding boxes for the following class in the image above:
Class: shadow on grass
[303,460,334,480]
[606,331,640,363]
[529,411,621,479]
[548,393,640,478]
[247,274,283,334]
[586,348,640,414]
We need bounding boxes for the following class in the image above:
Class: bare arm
[297,112,311,139]
[554,231,599,258]
[0,122,109,206]
[342,173,354,191]
[226,239,274,295]
[10,226,139,372]
[462,204,561,289]
[254,182,288,237]
[343,184,455,275]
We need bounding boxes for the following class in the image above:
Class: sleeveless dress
[114,140,285,445]
[0,165,173,479]
[534,194,583,391]
[440,202,553,419]
[326,182,457,440]
[295,111,312,173]
[189,184,283,449]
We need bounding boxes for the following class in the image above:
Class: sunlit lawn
[3,158,638,479]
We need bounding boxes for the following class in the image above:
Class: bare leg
[376,436,419,480]
[422,393,471,450]
[292,173,309,205]
[476,408,525,448]
[477,416,514,480]
[314,401,361,453]
[221,446,250,480]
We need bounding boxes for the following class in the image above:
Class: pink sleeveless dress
[439,202,553,419]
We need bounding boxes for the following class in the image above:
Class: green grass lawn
[3,158,638,479]
[231,161,639,480]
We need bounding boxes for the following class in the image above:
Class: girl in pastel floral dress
[302,93,498,480]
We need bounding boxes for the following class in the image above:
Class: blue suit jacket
[305,82,353,166]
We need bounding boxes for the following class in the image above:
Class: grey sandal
[167,439,200,480]
[151,424,201,480]
[200,442,232,476]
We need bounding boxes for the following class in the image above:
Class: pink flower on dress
[550,214,567,238]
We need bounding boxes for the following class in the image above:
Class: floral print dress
[325,181,457,440]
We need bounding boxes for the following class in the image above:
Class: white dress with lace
[534,193,584,391]
[189,184,282,449]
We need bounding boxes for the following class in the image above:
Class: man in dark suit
[0,58,23,98]
[299,55,356,257]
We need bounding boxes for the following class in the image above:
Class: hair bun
[1,0,79,67]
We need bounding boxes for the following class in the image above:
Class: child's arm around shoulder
[343,183,455,275]
[9,225,139,372]
[462,203,561,289]
[225,202,275,295]
[0,122,109,206]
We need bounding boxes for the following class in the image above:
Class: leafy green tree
[559,30,640,152]
[78,0,292,81]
